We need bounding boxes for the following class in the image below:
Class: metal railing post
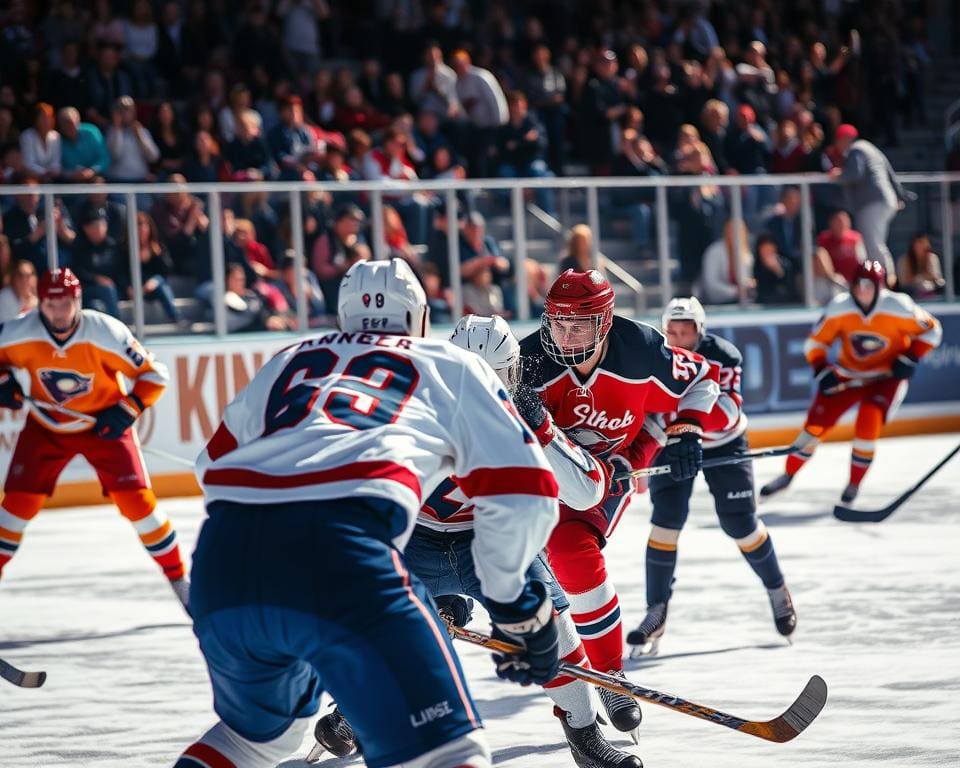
[289,190,309,331]
[370,190,386,260]
[943,179,956,302]
[587,185,601,270]
[730,182,747,307]
[559,187,571,233]
[800,182,816,307]
[445,189,463,321]
[44,193,58,270]
[125,192,145,338]
[656,185,671,306]
[511,186,530,321]
[208,191,227,336]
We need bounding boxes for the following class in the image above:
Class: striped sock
[0,493,44,579]
[174,742,237,768]
[130,509,185,581]
[735,521,784,590]
[849,440,875,486]
[567,580,623,673]
[645,525,680,606]
[785,431,820,476]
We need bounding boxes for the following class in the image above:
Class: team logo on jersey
[38,369,93,404]
[849,332,888,359]
[563,426,626,458]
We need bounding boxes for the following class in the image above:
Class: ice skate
[767,584,797,639]
[596,670,642,743]
[556,707,643,768]
[840,483,860,504]
[306,706,356,762]
[759,473,793,499]
[169,577,190,616]
[626,603,667,659]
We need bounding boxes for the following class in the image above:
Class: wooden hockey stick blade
[0,657,47,688]
[834,441,960,523]
[451,626,826,742]
[615,446,794,481]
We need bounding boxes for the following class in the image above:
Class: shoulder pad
[698,333,742,367]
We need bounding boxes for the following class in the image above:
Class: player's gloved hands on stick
[434,594,474,629]
[94,398,140,439]
[512,382,546,431]
[0,372,24,410]
[664,422,703,482]
[486,580,560,686]
[815,365,842,395]
[607,454,633,497]
[890,354,918,380]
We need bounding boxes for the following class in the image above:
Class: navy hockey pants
[189,498,480,768]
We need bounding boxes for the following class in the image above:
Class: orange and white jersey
[0,309,169,433]
[804,290,942,378]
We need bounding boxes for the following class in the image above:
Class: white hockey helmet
[337,258,429,337]
[450,314,521,392]
[661,296,706,338]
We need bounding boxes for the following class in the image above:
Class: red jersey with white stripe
[196,330,559,604]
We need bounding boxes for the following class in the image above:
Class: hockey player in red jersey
[0,268,187,610]
[519,270,720,736]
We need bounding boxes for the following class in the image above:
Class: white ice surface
[1,434,959,768]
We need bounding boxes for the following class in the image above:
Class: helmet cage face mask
[540,307,612,366]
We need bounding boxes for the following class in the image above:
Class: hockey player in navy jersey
[312,315,642,768]
[520,270,721,737]
[627,298,796,657]
[174,260,561,768]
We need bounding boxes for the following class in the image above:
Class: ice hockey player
[627,298,796,657]
[760,260,942,504]
[520,269,720,736]
[312,314,642,768]
[175,260,561,768]
[0,267,188,610]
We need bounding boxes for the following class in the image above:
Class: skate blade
[305,742,325,764]
[628,636,661,659]
[629,725,641,745]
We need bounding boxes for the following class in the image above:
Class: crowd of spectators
[0,0,948,332]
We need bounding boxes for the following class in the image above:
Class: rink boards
[1,304,957,508]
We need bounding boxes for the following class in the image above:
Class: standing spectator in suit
[830,124,910,280]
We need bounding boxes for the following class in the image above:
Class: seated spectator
[700,99,730,173]
[725,104,770,225]
[271,251,327,329]
[612,131,667,251]
[897,233,945,299]
[46,41,89,114]
[58,107,110,182]
[306,69,337,128]
[526,43,567,175]
[106,96,160,182]
[334,86,391,134]
[311,203,368,308]
[152,100,186,177]
[72,206,124,318]
[451,49,508,176]
[364,126,434,245]
[460,212,512,316]
[558,224,599,274]
[86,41,133,130]
[182,130,223,183]
[753,233,801,305]
[816,209,866,285]
[581,49,629,176]
[269,95,324,181]
[811,245,849,304]
[127,211,181,324]
[383,205,420,264]
[670,141,725,287]
[224,108,275,180]
[20,103,62,182]
[494,91,556,215]
[0,256,38,322]
[764,186,804,266]
[0,105,20,149]
[233,218,278,283]
[123,0,160,98]
[699,219,755,304]
[3,177,76,274]
[219,83,260,144]
[409,109,450,175]
[75,176,127,243]
[381,73,412,117]
[770,118,806,174]
[151,174,209,274]
[222,262,289,333]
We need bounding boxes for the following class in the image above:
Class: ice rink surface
[1,433,958,768]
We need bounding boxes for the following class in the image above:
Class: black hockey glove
[434,594,475,630]
[486,580,559,687]
[815,366,842,395]
[890,354,918,381]
[512,382,546,431]
[0,371,24,411]
[606,454,633,497]
[663,422,703,482]
[94,398,141,440]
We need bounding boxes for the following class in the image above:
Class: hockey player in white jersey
[174,260,560,768]
[312,315,642,768]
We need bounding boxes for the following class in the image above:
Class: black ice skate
[626,602,667,658]
[596,670,642,743]
[760,473,793,499]
[840,483,860,504]
[767,584,797,638]
[305,706,356,763]
[555,707,643,768]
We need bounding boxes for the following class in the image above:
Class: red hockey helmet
[38,267,82,301]
[540,269,615,366]
[851,259,885,289]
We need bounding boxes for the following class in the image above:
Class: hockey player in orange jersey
[761,259,942,504]
[0,268,189,611]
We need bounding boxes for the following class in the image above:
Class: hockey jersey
[648,333,747,450]
[520,316,721,469]
[0,309,168,433]
[196,330,559,605]
[804,290,942,377]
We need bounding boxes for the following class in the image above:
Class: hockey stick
[0,656,46,688]
[24,396,196,468]
[833,441,960,523]
[613,446,794,481]
[450,625,827,743]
